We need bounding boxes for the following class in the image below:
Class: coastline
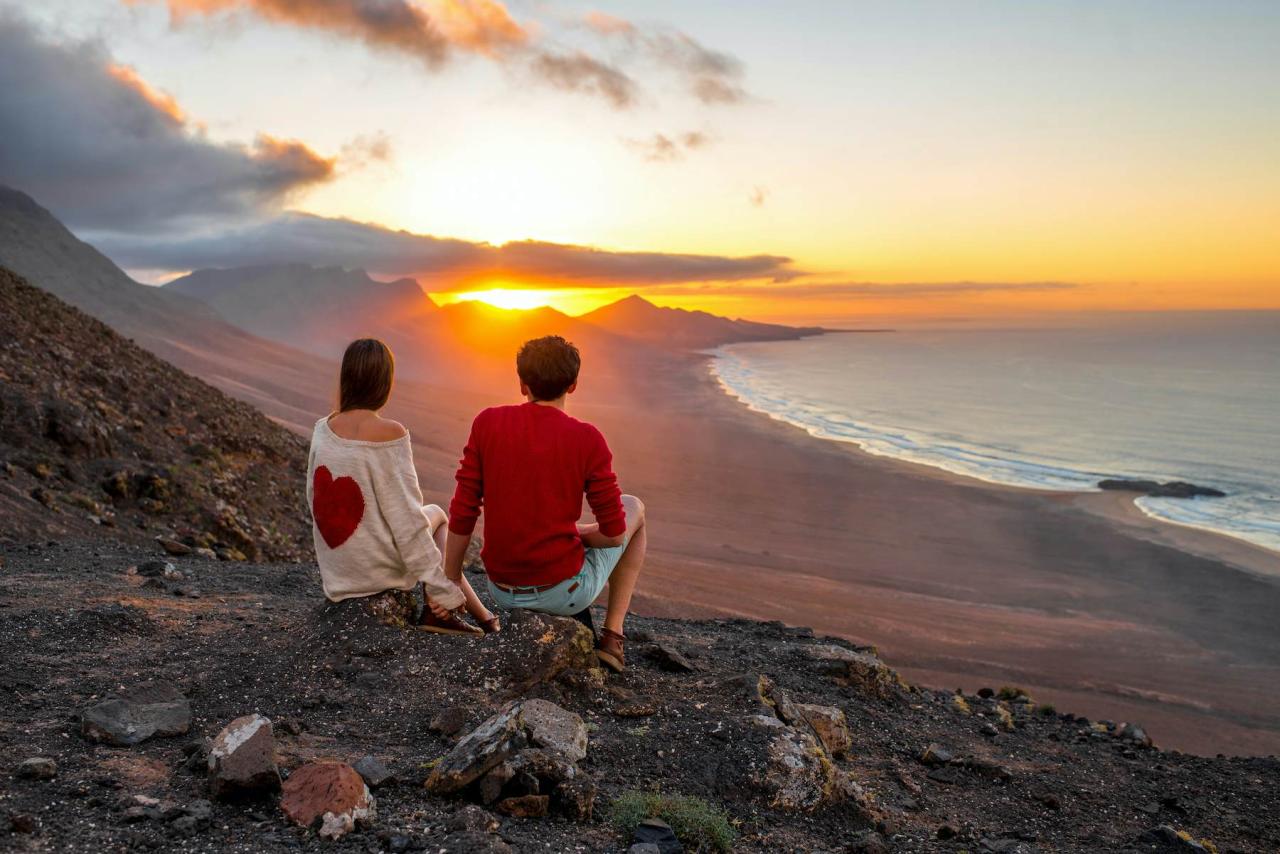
[707,342,1280,569]
[572,349,1280,757]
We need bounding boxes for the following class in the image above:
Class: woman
[306,338,498,635]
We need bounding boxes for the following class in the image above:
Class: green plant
[608,790,737,852]
[1038,704,1056,716]
[996,685,1027,701]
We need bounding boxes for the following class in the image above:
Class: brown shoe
[418,607,483,636]
[479,614,502,634]
[595,628,626,672]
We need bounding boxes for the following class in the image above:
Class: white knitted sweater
[306,416,465,608]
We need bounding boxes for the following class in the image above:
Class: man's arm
[583,427,626,547]
[443,528,470,582]
[446,414,485,577]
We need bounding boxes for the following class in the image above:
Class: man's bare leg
[603,495,646,636]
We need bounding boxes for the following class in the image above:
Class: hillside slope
[0,266,310,560]
[166,265,437,357]
[0,536,1274,852]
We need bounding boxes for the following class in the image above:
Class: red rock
[495,794,548,818]
[280,761,375,840]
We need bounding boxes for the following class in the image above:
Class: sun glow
[431,286,637,315]
[442,288,552,310]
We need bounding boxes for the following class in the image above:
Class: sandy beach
[165,334,1280,758]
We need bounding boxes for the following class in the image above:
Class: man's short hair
[517,336,581,401]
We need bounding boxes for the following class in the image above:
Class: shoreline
[706,344,1280,569]
[575,350,1280,757]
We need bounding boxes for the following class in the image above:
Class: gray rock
[353,755,395,788]
[644,642,697,673]
[136,560,175,578]
[632,817,683,854]
[82,682,192,746]
[426,699,587,795]
[629,845,663,854]
[17,756,57,780]
[920,743,954,766]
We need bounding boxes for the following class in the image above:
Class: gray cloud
[584,12,749,105]
[652,281,1080,300]
[0,14,335,232]
[88,211,800,287]
[530,50,637,109]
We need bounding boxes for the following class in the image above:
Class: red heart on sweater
[312,465,365,549]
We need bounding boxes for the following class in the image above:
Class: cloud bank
[0,14,335,232]
[89,211,798,288]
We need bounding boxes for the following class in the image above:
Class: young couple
[306,335,646,672]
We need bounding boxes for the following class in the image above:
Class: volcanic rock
[495,794,548,818]
[81,682,192,746]
[644,641,697,672]
[207,714,280,800]
[792,703,852,758]
[17,757,57,780]
[804,643,907,698]
[280,760,375,840]
[353,754,396,788]
[750,715,836,810]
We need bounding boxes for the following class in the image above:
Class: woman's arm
[373,442,465,610]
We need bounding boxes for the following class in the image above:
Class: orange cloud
[106,62,187,125]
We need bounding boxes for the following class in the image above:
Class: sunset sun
[448,288,552,311]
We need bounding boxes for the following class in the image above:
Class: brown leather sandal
[595,628,626,673]
[418,607,483,636]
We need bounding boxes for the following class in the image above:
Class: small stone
[10,813,37,834]
[644,642,697,673]
[157,538,193,556]
[136,560,175,577]
[977,687,995,698]
[194,547,218,560]
[280,761,375,840]
[170,815,200,836]
[920,743,954,766]
[445,804,500,834]
[17,756,57,780]
[847,830,890,854]
[495,794,548,818]
[980,722,1000,737]
[208,714,280,800]
[353,755,396,788]
[937,824,959,840]
[614,702,659,718]
[628,845,662,854]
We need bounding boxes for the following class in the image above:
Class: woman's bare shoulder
[365,417,408,442]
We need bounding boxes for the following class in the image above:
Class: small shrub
[1038,704,1056,716]
[609,790,736,853]
[950,694,972,715]
[996,686,1027,701]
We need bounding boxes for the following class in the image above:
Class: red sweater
[448,403,626,587]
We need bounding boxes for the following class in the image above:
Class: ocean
[710,312,1280,554]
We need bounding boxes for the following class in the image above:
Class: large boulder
[207,714,281,800]
[793,703,852,758]
[280,761,375,840]
[81,682,191,746]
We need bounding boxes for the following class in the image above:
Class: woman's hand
[428,598,453,619]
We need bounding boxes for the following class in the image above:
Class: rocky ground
[0,538,1276,853]
[0,267,310,561]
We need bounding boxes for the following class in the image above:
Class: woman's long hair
[338,338,395,412]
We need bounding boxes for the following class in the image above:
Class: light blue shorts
[487,536,628,616]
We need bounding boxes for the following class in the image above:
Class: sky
[2,0,1279,324]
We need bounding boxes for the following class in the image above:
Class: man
[443,335,647,671]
